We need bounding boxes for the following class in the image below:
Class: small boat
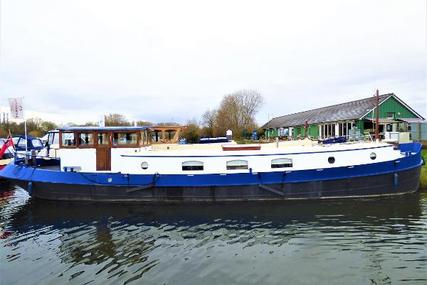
[12,135,45,155]
[0,126,423,202]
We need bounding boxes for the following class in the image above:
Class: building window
[328,157,335,164]
[182,161,204,171]
[271,158,293,168]
[387,112,395,119]
[226,160,248,170]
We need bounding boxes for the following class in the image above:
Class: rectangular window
[61,132,76,147]
[78,132,94,146]
[182,161,204,171]
[113,132,138,146]
[97,133,110,145]
[48,132,59,145]
[226,160,248,170]
[32,139,43,148]
[387,112,395,119]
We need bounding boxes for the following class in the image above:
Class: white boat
[0,126,423,202]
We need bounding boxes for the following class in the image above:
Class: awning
[397,118,426,123]
[366,118,398,123]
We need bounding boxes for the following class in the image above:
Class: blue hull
[0,143,423,202]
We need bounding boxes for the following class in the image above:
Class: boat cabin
[58,126,151,171]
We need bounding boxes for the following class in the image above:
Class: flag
[8,98,24,120]
[0,132,14,158]
[7,130,14,149]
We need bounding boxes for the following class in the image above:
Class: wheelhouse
[58,126,151,149]
[58,126,151,171]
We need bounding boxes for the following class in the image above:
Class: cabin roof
[58,126,150,132]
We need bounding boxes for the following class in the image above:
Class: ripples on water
[1,184,426,285]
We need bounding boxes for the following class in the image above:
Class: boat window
[78,132,94,146]
[271,158,293,168]
[370,152,377,160]
[328,157,335,164]
[226,160,248,170]
[17,138,27,149]
[182,161,204,171]
[113,132,138,146]
[61,132,76,147]
[32,139,43,148]
[48,132,59,145]
[141,161,148,170]
[97,133,110,145]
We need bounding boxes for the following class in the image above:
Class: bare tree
[213,90,263,138]
[201,109,217,137]
[104,114,131,126]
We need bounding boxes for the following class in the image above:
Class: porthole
[370,152,377,160]
[141,161,148,170]
[328,157,335,164]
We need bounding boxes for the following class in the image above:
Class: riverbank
[421,150,427,189]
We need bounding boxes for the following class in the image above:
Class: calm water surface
[1,185,426,285]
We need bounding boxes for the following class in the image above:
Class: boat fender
[393,173,399,188]
[27,181,33,196]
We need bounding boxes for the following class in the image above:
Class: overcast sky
[0,0,426,125]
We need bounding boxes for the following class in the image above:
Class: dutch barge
[0,126,423,202]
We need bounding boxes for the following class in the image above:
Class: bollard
[31,150,37,166]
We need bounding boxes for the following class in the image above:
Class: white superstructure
[58,140,402,175]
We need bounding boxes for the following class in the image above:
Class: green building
[262,93,424,140]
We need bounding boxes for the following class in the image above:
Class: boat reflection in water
[3,191,427,284]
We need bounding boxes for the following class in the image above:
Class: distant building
[262,93,424,140]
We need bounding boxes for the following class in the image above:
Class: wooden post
[304,121,308,138]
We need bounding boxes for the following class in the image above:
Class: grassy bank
[421,150,427,189]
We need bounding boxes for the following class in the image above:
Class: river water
[1,185,426,285]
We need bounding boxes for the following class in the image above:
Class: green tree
[181,120,201,143]
[0,118,57,137]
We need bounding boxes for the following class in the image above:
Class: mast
[375,89,380,141]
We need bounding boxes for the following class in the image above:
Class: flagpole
[23,97,28,163]
[24,118,28,154]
